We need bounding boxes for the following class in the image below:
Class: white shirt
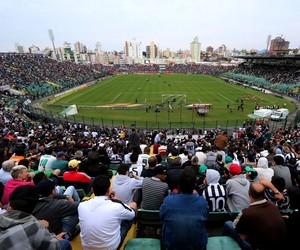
[129,163,143,177]
[78,196,135,250]
[138,154,150,168]
[38,154,56,171]
[0,168,12,185]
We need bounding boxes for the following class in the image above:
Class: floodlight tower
[266,35,271,53]
[48,29,58,60]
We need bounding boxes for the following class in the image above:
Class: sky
[0,0,299,53]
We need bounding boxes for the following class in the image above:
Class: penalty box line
[111,93,121,103]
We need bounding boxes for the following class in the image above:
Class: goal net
[162,94,187,105]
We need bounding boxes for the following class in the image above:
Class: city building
[190,36,201,62]
[269,36,290,56]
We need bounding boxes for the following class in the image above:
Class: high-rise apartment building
[190,36,201,62]
[269,36,290,56]
[124,38,143,62]
[146,41,158,59]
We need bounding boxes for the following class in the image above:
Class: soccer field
[44,74,295,129]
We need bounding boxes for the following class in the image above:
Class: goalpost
[162,94,187,105]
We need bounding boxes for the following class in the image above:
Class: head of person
[68,159,81,172]
[249,182,265,202]
[56,151,66,159]
[228,163,242,176]
[117,163,130,175]
[216,154,223,163]
[245,166,258,181]
[170,147,179,157]
[257,157,269,169]
[178,166,197,194]
[9,185,39,214]
[271,175,286,192]
[205,169,220,185]
[35,178,57,197]
[148,156,157,168]
[155,154,162,164]
[10,165,29,180]
[92,175,111,196]
[225,156,233,164]
[129,152,139,163]
[273,155,284,165]
[1,160,15,173]
[74,150,84,159]
[154,165,167,181]
[32,171,48,185]
[191,155,199,167]
[144,146,150,155]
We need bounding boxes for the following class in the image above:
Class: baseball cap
[56,151,65,158]
[68,159,81,168]
[229,163,242,175]
[154,165,167,175]
[199,165,208,175]
[36,179,57,197]
[225,156,233,164]
[245,166,257,173]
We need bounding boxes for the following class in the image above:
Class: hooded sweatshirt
[202,169,227,211]
[256,157,274,181]
[0,210,59,250]
[226,174,250,212]
[112,174,143,204]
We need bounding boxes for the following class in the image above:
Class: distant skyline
[1,0,299,53]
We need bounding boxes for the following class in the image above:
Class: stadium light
[48,29,58,60]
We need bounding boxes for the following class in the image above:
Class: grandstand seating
[207,236,241,250]
[136,209,162,239]
[125,238,161,250]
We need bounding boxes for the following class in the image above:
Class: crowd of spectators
[233,64,300,85]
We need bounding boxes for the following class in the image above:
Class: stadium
[1,53,300,250]
[1,53,298,132]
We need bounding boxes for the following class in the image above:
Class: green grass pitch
[44,74,296,128]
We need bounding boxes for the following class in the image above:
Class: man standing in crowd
[78,175,137,250]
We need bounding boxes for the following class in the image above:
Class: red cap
[229,163,242,175]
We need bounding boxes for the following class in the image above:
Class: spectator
[129,152,143,177]
[256,156,274,181]
[2,165,35,206]
[223,182,288,250]
[51,151,69,176]
[138,146,151,168]
[112,163,143,204]
[141,156,157,178]
[128,128,141,154]
[202,169,227,212]
[225,163,250,212]
[141,165,169,210]
[37,147,56,171]
[78,175,137,250]
[160,166,208,250]
[271,155,293,189]
[63,159,92,193]
[287,174,300,210]
[34,178,80,235]
[0,160,14,185]
[0,185,71,250]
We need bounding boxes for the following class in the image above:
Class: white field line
[218,93,233,103]
[111,93,121,103]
